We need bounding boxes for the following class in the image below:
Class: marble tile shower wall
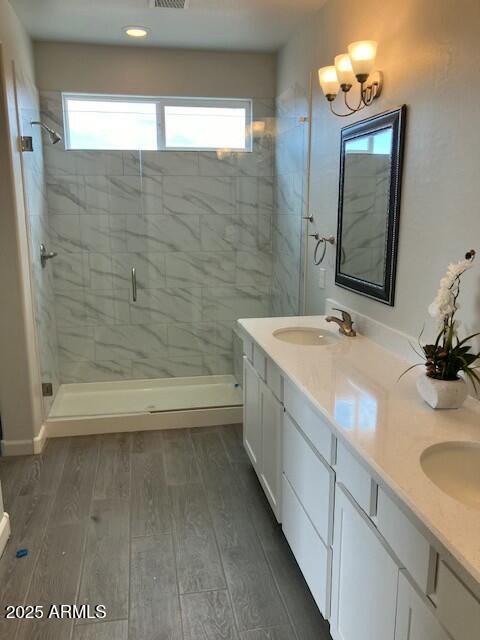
[272,84,309,316]
[40,92,275,383]
[18,77,60,414]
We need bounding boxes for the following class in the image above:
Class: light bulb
[347,40,378,81]
[318,66,340,100]
[123,26,149,38]
[334,53,356,88]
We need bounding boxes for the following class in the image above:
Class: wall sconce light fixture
[318,40,382,117]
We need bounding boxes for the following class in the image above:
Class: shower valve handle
[40,244,57,268]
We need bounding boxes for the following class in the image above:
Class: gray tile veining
[46,175,85,214]
[163,175,236,216]
[131,355,204,380]
[138,150,199,177]
[59,359,133,383]
[128,287,203,325]
[126,214,201,253]
[0,427,332,640]
[94,324,168,361]
[236,250,273,287]
[57,326,95,362]
[166,251,236,288]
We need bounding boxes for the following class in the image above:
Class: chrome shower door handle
[131,267,137,302]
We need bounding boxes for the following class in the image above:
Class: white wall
[34,42,276,98]
[277,0,480,346]
[0,0,45,451]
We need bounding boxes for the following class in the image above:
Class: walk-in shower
[21,88,310,434]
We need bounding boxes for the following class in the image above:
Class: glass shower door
[272,83,310,317]
[38,92,277,418]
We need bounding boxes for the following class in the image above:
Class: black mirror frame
[335,105,407,306]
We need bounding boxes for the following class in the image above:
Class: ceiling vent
[149,0,189,7]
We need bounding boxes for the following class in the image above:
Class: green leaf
[398,363,423,382]
[464,368,480,393]
[456,332,480,348]
[408,340,424,359]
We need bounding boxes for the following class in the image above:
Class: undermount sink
[273,327,339,346]
[420,441,480,509]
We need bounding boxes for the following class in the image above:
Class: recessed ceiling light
[123,26,149,38]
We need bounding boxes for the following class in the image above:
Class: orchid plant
[402,250,480,390]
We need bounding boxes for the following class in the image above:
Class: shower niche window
[63,93,252,152]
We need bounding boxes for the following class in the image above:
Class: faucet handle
[332,308,352,323]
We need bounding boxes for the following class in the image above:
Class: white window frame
[62,93,160,151]
[62,93,253,152]
[158,97,253,152]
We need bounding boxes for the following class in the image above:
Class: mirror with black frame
[335,106,406,305]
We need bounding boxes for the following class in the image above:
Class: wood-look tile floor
[0,425,332,640]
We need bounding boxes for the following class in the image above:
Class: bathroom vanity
[238,315,480,640]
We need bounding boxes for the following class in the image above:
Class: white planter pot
[416,374,468,409]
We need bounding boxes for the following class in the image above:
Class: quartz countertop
[238,315,480,588]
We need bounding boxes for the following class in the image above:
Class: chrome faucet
[326,308,356,337]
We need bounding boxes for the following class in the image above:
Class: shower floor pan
[47,374,243,438]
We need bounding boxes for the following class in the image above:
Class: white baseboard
[1,408,242,453]
[33,423,47,454]
[0,513,11,558]
[1,438,34,456]
[1,422,47,457]
[46,406,243,439]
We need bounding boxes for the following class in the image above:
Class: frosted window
[63,94,252,152]
[164,105,248,150]
[64,98,158,150]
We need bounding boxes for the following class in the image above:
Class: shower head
[30,121,62,145]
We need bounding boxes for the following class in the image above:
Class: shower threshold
[50,374,242,418]
[46,375,243,438]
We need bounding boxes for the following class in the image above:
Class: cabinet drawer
[266,358,283,401]
[377,488,435,593]
[335,441,377,516]
[253,344,266,380]
[283,413,334,545]
[284,379,335,465]
[282,474,332,619]
[436,560,480,640]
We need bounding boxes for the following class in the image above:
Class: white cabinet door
[282,475,332,619]
[395,572,450,640]
[331,486,399,640]
[243,355,261,471]
[259,380,283,521]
